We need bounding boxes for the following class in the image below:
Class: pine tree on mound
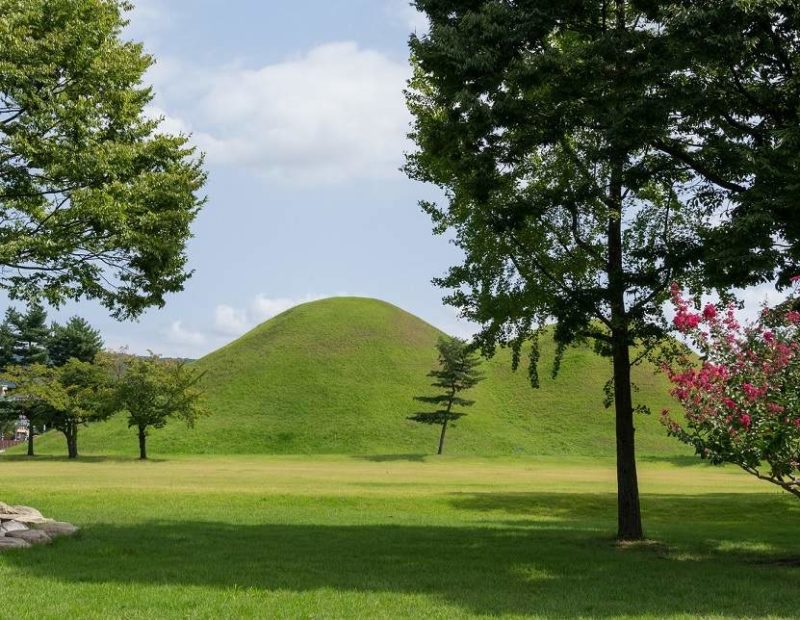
[411,336,484,455]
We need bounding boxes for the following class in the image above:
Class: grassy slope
[0,455,798,619]
[29,297,682,457]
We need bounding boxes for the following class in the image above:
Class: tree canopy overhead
[0,0,206,318]
[405,0,799,540]
[662,2,800,286]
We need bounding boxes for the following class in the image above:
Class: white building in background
[14,416,29,442]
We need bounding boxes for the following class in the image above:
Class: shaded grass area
[0,456,797,618]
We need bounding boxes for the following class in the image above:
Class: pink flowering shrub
[663,279,800,499]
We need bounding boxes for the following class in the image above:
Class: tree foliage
[660,3,800,286]
[411,336,483,455]
[5,303,49,366]
[3,359,113,458]
[0,0,206,318]
[109,353,207,460]
[663,280,800,500]
[48,316,103,366]
[0,303,51,454]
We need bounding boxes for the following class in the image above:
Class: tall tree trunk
[138,425,148,460]
[27,422,34,457]
[611,328,643,540]
[607,157,644,541]
[437,417,448,455]
[438,389,456,455]
[65,424,78,459]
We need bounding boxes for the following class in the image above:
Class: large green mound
[30,297,684,456]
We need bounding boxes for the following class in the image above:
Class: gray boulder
[6,529,51,545]
[32,521,79,538]
[0,520,28,534]
[1,513,49,524]
[12,506,44,519]
[0,537,31,550]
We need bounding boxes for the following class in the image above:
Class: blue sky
[43,0,473,358]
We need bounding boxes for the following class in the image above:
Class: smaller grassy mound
[27,297,684,457]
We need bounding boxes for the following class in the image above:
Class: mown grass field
[1,454,798,619]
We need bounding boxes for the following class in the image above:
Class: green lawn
[0,454,798,618]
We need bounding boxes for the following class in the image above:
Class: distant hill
[25,297,685,457]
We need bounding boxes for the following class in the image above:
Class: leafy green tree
[4,303,50,455]
[109,353,207,460]
[411,337,484,455]
[4,360,113,459]
[404,0,774,540]
[49,317,104,366]
[0,0,206,318]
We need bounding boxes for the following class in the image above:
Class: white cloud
[125,0,172,38]
[147,42,412,185]
[734,283,789,323]
[249,294,324,323]
[165,320,207,347]
[388,1,430,33]
[144,104,192,136]
[213,294,332,337]
[213,305,251,337]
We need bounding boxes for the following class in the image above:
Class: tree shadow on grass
[4,494,800,618]
[0,454,167,464]
[355,454,430,463]
[449,490,800,524]
[639,455,706,467]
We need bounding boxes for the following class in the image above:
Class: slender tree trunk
[27,423,34,457]
[438,388,456,455]
[437,417,449,455]
[608,156,644,541]
[138,425,148,460]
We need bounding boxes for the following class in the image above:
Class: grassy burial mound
[27,297,683,456]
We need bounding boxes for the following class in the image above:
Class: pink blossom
[740,414,752,429]
[674,311,701,332]
[703,304,717,320]
[790,275,800,283]
[767,403,785,414]
[741,383,766,401]
[786,311,800,325]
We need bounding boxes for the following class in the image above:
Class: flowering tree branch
[662,278,800,499]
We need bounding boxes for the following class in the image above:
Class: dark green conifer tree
[412,337,484,455]
[49,317,104,366]
[7,304,49,366]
